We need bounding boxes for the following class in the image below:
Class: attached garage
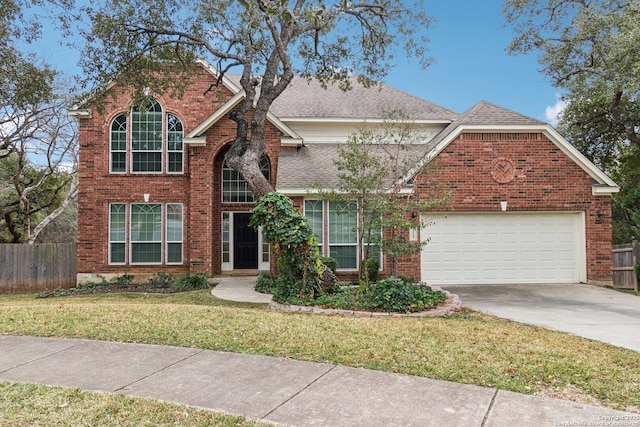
[420,212,586,285]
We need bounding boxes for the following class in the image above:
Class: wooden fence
[613,241,639,291]
[0,243,77,293]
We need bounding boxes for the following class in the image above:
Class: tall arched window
[108,98,184,174]
[132,99,163,172]
[222,156,270,203]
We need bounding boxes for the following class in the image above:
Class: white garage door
[421,213,585,285]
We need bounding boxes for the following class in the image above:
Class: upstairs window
[222,156,270,203]
[109,98,183,174]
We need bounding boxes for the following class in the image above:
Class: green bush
[255,273,277,294]
[321,257,338,274]
[113,274,134,287]
[368,276,446,313]
[360,257,380,284]
[148,272,175,288]
[172,273,210,292]
[635,264,640,281]
[251,192,334,301]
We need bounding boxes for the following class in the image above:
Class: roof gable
[404,101,618,193]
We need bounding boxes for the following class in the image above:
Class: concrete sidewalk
[1,335,637,426]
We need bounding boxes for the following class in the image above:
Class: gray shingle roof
[425,100,546,151]
[276,143,428,190]
[226,74,459,121]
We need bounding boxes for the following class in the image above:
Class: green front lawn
[1,289,639,414]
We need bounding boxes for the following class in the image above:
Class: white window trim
[108,203,126,265]
[328,201,359,271]
[110,115,127,174]
[129,203,163,265]
[166,203,183,265]
[304,199,325,256]
[221,212,233,271]
[166,113,184,174]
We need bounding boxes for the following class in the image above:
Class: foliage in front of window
[319,110,449,283]
[320,257,338,274]
[360,257,380,284]
[250,192,335,301]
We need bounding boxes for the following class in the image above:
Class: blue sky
[28,0,564,125]
[384,0,565,124]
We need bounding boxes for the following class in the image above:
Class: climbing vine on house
[250,192,334,301]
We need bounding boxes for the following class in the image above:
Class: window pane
[111,152,126,173]
[167,243,182,264]
[131,204,161,243]
[109,204,126,241]
[110,114,127,173]
[304,199,323,244]
[330,246,357,269]
[109,204,126,264]
[132,99,162,172]
[133,152,162,172]
[329,201,357,243]
[131,243,161,263]
[167,114,183,173]
[222,157,270,203]
[110,243,125,264]
[168,152,182,173]
[222,212,230,263]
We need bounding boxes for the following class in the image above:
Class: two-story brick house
[71,60,618,286]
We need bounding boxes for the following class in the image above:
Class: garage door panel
[421,213,584,285]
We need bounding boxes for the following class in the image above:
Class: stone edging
[268,286,462,317]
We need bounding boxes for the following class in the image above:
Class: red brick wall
[77,66,283,278]
[403,132,612,284]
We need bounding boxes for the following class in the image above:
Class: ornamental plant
[251,192,334,301]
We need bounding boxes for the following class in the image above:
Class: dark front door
[233,213,258,269]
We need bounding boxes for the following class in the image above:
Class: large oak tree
[69,0,433,198]
[505,0,640,241]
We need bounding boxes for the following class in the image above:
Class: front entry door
[233,213,258,269]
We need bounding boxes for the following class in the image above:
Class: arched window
[222,156,270,203]
[108,98,184,174]
[110,114,127,173]
[132,99,163,172]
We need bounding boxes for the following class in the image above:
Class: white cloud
[545,94,568,126]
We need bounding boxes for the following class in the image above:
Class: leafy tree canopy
[505,0,640,171]
[63,0,433,199]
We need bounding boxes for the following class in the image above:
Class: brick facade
[76,67,613,285]
[406,132,613,284]
[76,68,283,281]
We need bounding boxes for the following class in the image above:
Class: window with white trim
[131,204,162,263]
[328,201,358,270]
[222,156,270,203]
[108,98,183,174]
[107,203,183,265]
[304,199,324,251]
[109,203,126,263]
[166,203,183,264]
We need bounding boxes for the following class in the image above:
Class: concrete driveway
[443,284,640,352]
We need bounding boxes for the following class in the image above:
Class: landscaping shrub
[148,272,175,288]
[254,273,277,294]
[114,273,134,288]
[360,257,380,284]
[172,273,210,292]
[368,276,446,313]
[321,257,338,274]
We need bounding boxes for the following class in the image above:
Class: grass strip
[0,381,270,426]
[1,290,639,413]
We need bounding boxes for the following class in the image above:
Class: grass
[1,290,639,414]
[0,381,271,426]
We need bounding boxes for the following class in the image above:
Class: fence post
[634,240,640,292]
